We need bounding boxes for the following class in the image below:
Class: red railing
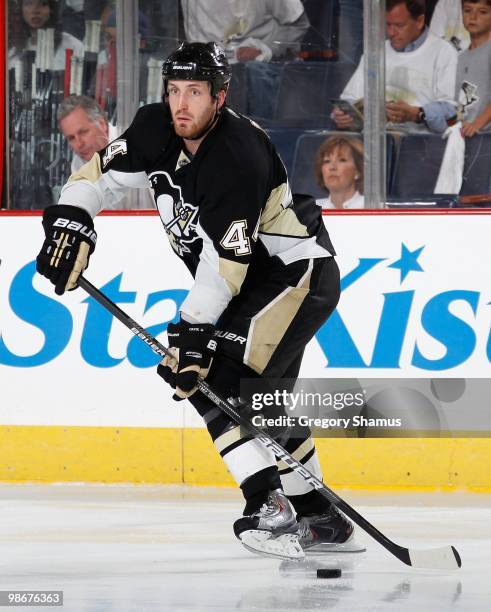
[0,209,490,217]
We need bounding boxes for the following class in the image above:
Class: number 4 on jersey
[220,220,252,256]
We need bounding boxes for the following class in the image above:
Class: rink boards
[0,210,490,488]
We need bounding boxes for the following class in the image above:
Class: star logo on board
[388,243,425,283]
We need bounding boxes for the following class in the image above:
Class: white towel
[434,122,465,194]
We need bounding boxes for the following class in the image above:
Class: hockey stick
[77,275,462,570]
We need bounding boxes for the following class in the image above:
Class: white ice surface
[0,484,488,612]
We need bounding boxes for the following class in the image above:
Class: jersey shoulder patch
[102,139,127,167]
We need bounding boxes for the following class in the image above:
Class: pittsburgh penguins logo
[459,80,478,116]
[150,171,199,256]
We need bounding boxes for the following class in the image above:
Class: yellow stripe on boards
[0,426,183,483]
[0,426,490,490]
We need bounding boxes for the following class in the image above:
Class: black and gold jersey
[59,103,335,324]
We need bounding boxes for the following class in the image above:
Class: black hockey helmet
[161,42,232,98]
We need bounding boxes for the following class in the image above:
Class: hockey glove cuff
[157,322,217,401]
[36,205,97,295]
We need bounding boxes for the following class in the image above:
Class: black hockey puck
[316,568,342,578]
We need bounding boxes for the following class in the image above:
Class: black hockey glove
[36,205,97,296]
[157,322,217,401]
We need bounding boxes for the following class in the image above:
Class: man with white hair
[58,95,154,208]
[58,95,112,172]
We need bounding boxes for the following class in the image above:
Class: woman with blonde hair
[314,135,364,209]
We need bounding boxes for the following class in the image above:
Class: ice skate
[234,489,305,561]
[297,505,366,554]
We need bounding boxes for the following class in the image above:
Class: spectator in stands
[430,0,470,51]
[58,95,111,171]
[8,0,84,70]
[58,95,154,209]
[456,0,491,136]
[314,136,365,209]
[180,0,309,62]
[333,0,458,133]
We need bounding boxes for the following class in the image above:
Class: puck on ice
[316,568,342,578]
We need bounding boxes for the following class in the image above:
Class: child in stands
[456,0,491,136]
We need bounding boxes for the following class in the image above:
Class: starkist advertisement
[0,212,490,428]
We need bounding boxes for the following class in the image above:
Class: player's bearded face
[168,80,220,139]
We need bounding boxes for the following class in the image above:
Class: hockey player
[36,42,359,560]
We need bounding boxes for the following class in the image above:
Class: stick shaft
[77,275,460,568]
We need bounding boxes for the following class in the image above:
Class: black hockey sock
[241,466,282,515]
[287,489,332,517]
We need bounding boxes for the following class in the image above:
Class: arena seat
[227,62,248,115]
[244,62,284,123]
[269,62,354,128]
[266,128,308,177]
[388,133,448,198]
[460,132,491,196]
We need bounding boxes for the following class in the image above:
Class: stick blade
[409,545,461,570]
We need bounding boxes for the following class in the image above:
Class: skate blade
[304,534,366,554]
[240,530,305,561]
